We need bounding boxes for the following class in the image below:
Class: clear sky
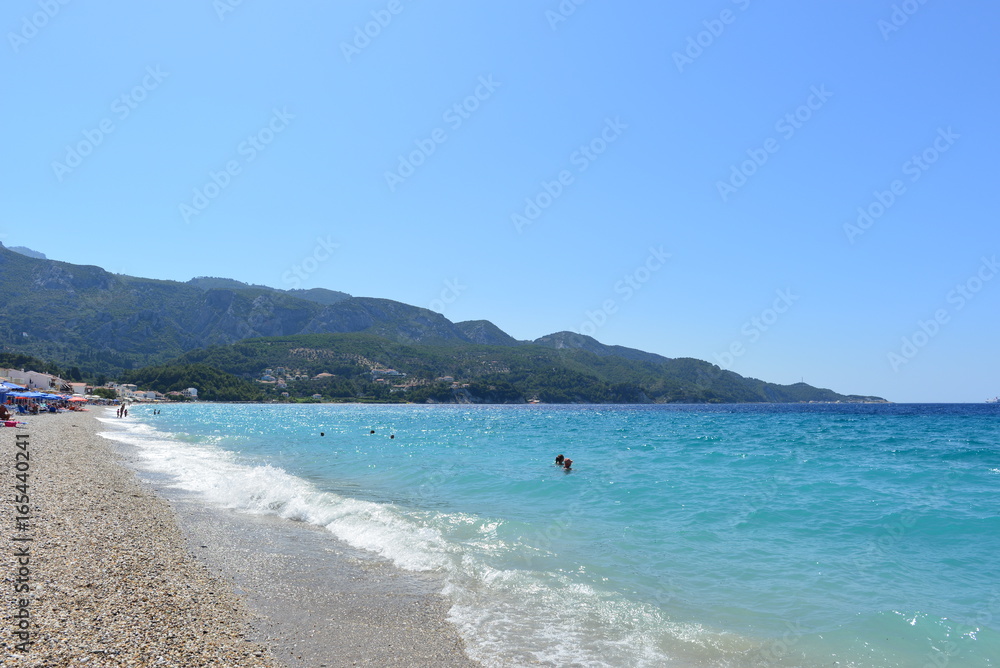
[3,1,998,402]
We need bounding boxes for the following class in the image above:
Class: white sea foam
[95,412,808,667]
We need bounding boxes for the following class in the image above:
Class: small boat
[987,396,999,404]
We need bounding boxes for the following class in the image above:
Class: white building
[1,368,65,390]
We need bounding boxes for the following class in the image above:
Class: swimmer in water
[563,458,573,471]
[555,454,564,465]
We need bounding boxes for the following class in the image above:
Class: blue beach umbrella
[1,381,25,390]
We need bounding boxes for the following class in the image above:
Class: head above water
[555,454,564,464]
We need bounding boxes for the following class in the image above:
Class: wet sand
[0,410,479,667]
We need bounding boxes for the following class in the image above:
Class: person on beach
[0,404,10,420]
[563,458,573,471]
[555,454,564,465]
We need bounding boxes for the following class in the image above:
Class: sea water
[99,403,1000,667]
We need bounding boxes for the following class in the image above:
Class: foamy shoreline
[1,410,479,667]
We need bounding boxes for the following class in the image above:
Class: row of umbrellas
[1,381,87,402]
[9,391,71,400]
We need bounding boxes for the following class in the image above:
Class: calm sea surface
[100,403,1000,667]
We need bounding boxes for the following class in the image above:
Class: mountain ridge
[0,243,885,403]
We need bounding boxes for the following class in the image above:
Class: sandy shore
[1,410,479,667]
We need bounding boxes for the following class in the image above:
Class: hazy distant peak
[187,276,257,290]
[284,287,352,305]
[8,246,46,260]
[534,331,671,364]
[455,320,521,346]
[186,277,352,305]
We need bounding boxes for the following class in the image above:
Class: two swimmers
[554,454,572,470]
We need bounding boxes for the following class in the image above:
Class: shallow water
[100,403,1000,667]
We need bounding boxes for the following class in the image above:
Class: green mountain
[187,277,351,306]
[0,243,885,403]
[455,320,521,346]
[533,331,676,364]
[164,332,884,404]
[0,244,473,374]
[119,363,265,402]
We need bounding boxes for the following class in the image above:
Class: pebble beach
[1,410,479,667]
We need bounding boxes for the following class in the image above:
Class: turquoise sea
[100,403,1000,667]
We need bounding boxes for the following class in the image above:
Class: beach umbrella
[69,396,87,402]
[1,381,25,390]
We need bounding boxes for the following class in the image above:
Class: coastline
[1,410,479,667]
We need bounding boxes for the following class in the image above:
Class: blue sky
[3,1,998,402]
